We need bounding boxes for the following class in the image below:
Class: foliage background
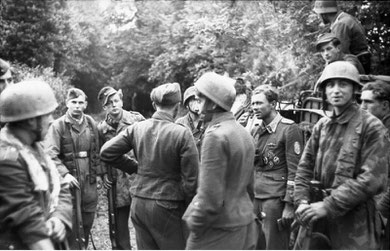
[1,1,389,249]
[1,0,389,116]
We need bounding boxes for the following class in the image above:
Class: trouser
[185,221,258,250]
[68,211,95,250]
[116,205,132,249]
[383,219,390,249]
[130,197,186,250]
[254,198,289,250]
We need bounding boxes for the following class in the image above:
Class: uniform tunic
[45,112,103,249]
[176,112,204,155]
[98,110,145,207]
[294,103,388,249]
[183,112,257,250]
[252,112,303,250]
[0,126,72,249]
[100,110,198,249]
[331,11,368,56]
[46,112,103,212]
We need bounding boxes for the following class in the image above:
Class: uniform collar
[208,111,235,127]
[65,111,85,125]
[329,102,359,124]
[382,113,390,130]
[261,112,282,134]
[152,110,175,122]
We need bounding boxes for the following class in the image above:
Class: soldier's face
[325,79,354,108]
[38,112,54,140]
[67,96,87,118]
[320,43,340,64]
[104,93,123,116]
[361,90,387,119]
[251,92,274,120]
[197,94,215,114]
[187,98,200,114]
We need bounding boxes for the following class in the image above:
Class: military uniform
[377,114,390,249]
[45,111,103,249]
[294,103,388,249]
[183,112,257,250]
[252,112,303,250]
[98,109,145,249]
[331,11,370,73]
[100,110,198,250]
[175,113,205,154]
[0,126,72,249]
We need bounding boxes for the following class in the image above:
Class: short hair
[252,85,279,103]
[362,80,390,103]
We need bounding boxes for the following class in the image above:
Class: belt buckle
[77,151,88,158]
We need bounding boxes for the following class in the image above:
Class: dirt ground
[88,187,137,250]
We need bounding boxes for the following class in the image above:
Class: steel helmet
[313,0,338,14]
[0,80,58,122]
[194,72,236,111]
[183,86,197,106]
[315,61,362,92]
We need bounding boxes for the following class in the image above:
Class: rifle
[107,167,118,250]
[73,186,86,250]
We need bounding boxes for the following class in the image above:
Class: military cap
[315,33,339,51]
[0,58,12,79]
[97,86,122,106]
[66,88,87,102]
[150,82,182,106]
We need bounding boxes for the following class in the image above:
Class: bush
[11,63,73,118]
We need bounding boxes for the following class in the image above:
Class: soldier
[175,86,201,135]
[313,0,371,73]
[250,85,303,250]
[100,82,198,250]
[183,72,257,250]
[0,58,14,128]
[45,88,104,249]
[231,77,252,122]
[360,80,390,249]
[0,58,13,94]
[315,33,365,74]
[294,61,388,249]
[0,80,72,249]
[97,86,145,249]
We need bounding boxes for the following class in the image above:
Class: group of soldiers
[0,0,389,250]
